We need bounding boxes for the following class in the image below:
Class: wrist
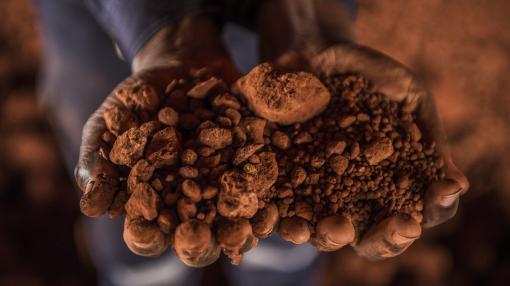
[257,0,354,61]
[132,14,226,72]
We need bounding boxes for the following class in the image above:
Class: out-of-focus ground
[0,0,509,285]
[0,1,96,285]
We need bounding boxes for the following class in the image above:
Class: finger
[74,107,108,191]
[354,213,421,261]
[413,87,469,194]
[123,215,168,257]
[422,179,462,228]
[250,203,279,238]
[173,219,221,267]
[216,218,258,265]
[75,70,161,192]
[445,159,469,195]
[75,95,122,191]
[79,154,119,217]
[278,216,312,244]
[407,85,469,231]
[310,214,355,251]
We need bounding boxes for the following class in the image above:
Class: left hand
[310,43,469,260]
[257,0,469,260]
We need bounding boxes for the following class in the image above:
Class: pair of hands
[75,0,468,264]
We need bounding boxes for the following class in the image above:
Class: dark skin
[258,0,468,259]
[76,0,469,266]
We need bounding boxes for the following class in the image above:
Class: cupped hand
[74,14,241,267]
[273,43,469,259]
[257,0,468,260]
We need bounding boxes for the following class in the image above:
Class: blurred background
[0,0,509,285]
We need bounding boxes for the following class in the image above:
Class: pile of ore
[79,63,444,266]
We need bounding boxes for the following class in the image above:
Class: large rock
[234,63,331,125]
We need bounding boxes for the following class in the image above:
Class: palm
[273,43,468,259]
[75,58,241,267]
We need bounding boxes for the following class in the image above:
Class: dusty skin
[82,65,444,266]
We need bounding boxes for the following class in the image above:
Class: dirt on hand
[80,64,444,266]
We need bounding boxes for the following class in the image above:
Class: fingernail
[439,188,461,207]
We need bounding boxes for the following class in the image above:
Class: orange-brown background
[0,0,508,285]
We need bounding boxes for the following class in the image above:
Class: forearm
[132,14,225,72]
[84,0,211,63]
[257,0,356,61]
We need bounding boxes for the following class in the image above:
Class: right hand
[74,14,240,267]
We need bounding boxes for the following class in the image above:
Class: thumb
[445,159,469,195]
[75,95,121,217]
[75,93,121,189]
